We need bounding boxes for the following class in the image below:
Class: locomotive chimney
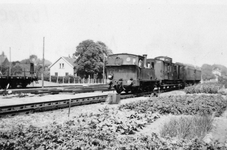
[143,54,147,68]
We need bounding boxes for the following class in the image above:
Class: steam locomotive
[106,53,201,94]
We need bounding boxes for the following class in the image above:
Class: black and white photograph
[0,0,227,149]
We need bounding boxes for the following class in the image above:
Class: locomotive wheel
[131,87,139,94]
[116,88,122,94]
[10,83,17,89]
[1,83,7,89]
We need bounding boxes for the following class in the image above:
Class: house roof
[62,57,76,66]
[48,56,76,69]
[0,53,7,65]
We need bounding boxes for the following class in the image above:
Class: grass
[160,115,214,141]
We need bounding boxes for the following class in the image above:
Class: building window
[65,72,68,76]
[55,72,58,76]
[147,62,151,68]
[59,63,64,69]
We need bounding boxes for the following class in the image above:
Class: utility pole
[103,53,105,84]
[42,37,45,88]
[9,47,11,76]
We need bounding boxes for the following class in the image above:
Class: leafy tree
[0,52,10,75]
[20,55,51,75]
[201,64,216,80]
[11,61,20,66]
[20,58,30,64]
[213,64,227,77]
[11,64,23,75]
[97,41,113,55]
[0,65,9,75]
[29,55,38,64]
[74,40,112,78]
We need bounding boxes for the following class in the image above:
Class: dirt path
[135,114,174,136]
[209,107,227,144]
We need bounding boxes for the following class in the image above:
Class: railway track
[0,91,152,118]
[0,84,181,118]
[0,84,110,95]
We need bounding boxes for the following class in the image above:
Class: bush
[0,107,160,149]
[0,108,226,149]
[119,95,227,117]
[218,76,227,88]
[160,115,214,140]
[184,82,223,94]
[218,88,227,95]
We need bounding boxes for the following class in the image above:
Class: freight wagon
[0,63,38,89]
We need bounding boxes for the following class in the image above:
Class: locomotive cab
[106,53,155,93]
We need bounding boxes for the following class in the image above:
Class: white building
[49,57,76,76]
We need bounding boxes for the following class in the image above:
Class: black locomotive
[106,53,201,94]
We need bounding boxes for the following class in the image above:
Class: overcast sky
[0,0,227,67]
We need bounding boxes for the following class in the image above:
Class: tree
[97,41,113,55]
[74,40,112,78]
[213,64,227,77]
[201,64,216,81]
[20,55,51,76]
[0,52,10,75]
[29,55,38,64]
[11,64,23,75]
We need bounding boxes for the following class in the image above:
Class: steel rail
[0,95,108,118]
[0,91,154,118]
[0,85,179,118]
[0,85,110,95]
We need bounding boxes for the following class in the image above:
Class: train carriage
[195,69,202,82]
[154,56,174,81]
[184,65,201,85]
